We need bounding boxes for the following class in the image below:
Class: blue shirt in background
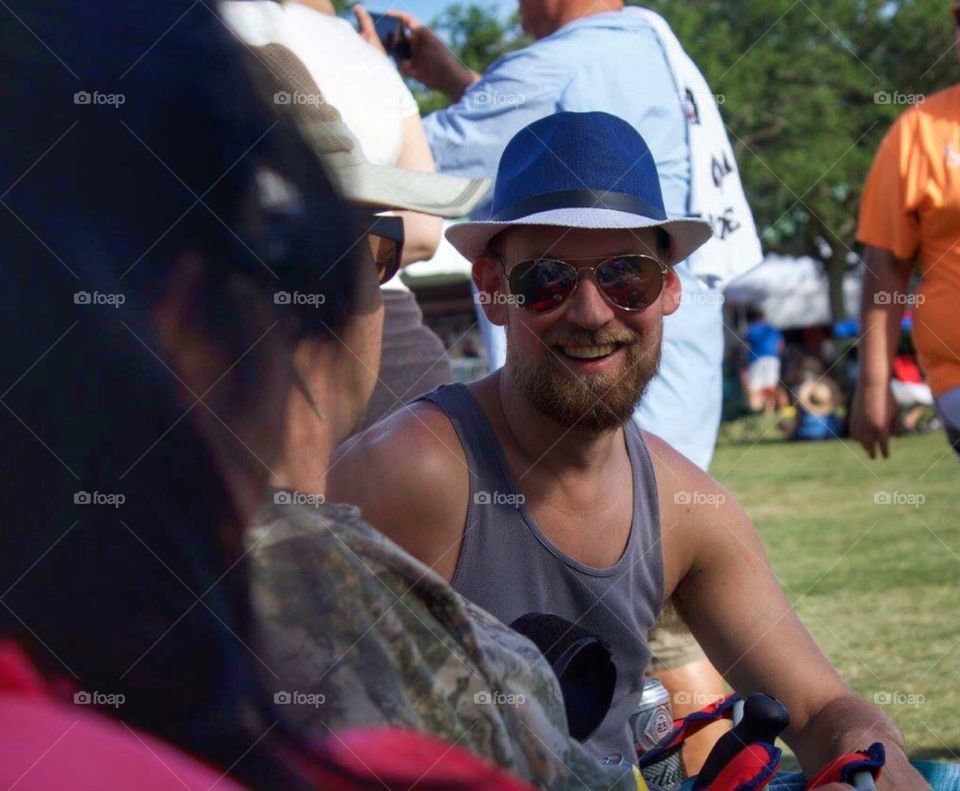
[745,321,783,364]
[424,11,690,219]
[424,10,729,469]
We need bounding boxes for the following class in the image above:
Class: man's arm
[354,7,479,102]
[394,115,443,265]
[647,435,927,789]
[420,47,562,181]
[326,404,469,581]
[850,244,914,459]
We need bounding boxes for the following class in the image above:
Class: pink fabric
[311,728,537,791]
[0,641,536,791]
[0,641,250,791]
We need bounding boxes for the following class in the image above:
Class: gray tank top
[416,383,665,762]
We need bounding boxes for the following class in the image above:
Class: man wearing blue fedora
[330,112,925,789]
[357,1,757,767]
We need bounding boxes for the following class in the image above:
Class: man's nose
[562,272,616,329]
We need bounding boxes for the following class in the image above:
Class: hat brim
[797,381,840,417]
[330,156,490,218]
[444,207,713,263]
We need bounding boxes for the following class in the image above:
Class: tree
[638,0,955,319]
[388,0,955,319]
[405,0,956,319]
[410,4,527,114]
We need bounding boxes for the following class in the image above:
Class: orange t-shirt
[857,84,960,397]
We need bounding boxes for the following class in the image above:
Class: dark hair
[0,2,360,788]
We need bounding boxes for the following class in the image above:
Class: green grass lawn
[711,428,960,764]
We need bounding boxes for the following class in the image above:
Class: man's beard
[507,324,662,431]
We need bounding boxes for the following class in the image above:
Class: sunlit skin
[518,0,623,41]
[351,0,732,766]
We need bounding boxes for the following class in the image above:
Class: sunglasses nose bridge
[562,266,618,327]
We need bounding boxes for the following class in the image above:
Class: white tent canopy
[724,254,861,329]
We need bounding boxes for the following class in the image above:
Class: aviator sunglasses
[503,253,669,313]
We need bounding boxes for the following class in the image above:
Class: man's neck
[480,369,626,479]
[537,0,624,39]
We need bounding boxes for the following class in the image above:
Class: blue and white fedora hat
[445,111,712,262]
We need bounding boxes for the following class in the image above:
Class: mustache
[546,330,641,347]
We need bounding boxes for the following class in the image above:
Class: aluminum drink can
[632,676,684,790]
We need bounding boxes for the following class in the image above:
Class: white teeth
[562,344,617,360]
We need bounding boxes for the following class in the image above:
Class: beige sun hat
[797,379,842,417]
[248,41,490,217]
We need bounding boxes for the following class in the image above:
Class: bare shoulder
[638,429,751,594]
[332,400,466,481]
[639,430,728,504]
[327,401,470,579]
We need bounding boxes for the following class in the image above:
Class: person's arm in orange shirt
[850,245,915,458]
[852,108,923,459]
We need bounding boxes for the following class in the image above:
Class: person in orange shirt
[852,7,960,460]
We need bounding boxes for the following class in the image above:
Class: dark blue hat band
[491,188,667,223]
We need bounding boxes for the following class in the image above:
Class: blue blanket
[679,760,960,789]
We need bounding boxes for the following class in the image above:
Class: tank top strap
[624,419,664,613]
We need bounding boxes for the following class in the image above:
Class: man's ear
[473,253,509,326]
[152,252,214,396]
[661,266,682,316]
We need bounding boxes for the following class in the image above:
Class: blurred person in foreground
[223,0,488,429]
[852,5,960,462]
[328,111,929,789]
[0,0,355,787]
[355,0,766,766]
[0,3,531,790]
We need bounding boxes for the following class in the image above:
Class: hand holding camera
[353,6,480,101]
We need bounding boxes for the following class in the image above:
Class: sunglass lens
[368,233,399,284]
[509,259,579,312]
[596,256,664,310]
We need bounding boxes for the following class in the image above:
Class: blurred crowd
[735,309,943,444]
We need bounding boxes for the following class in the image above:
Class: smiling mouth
[556,342,623,361]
